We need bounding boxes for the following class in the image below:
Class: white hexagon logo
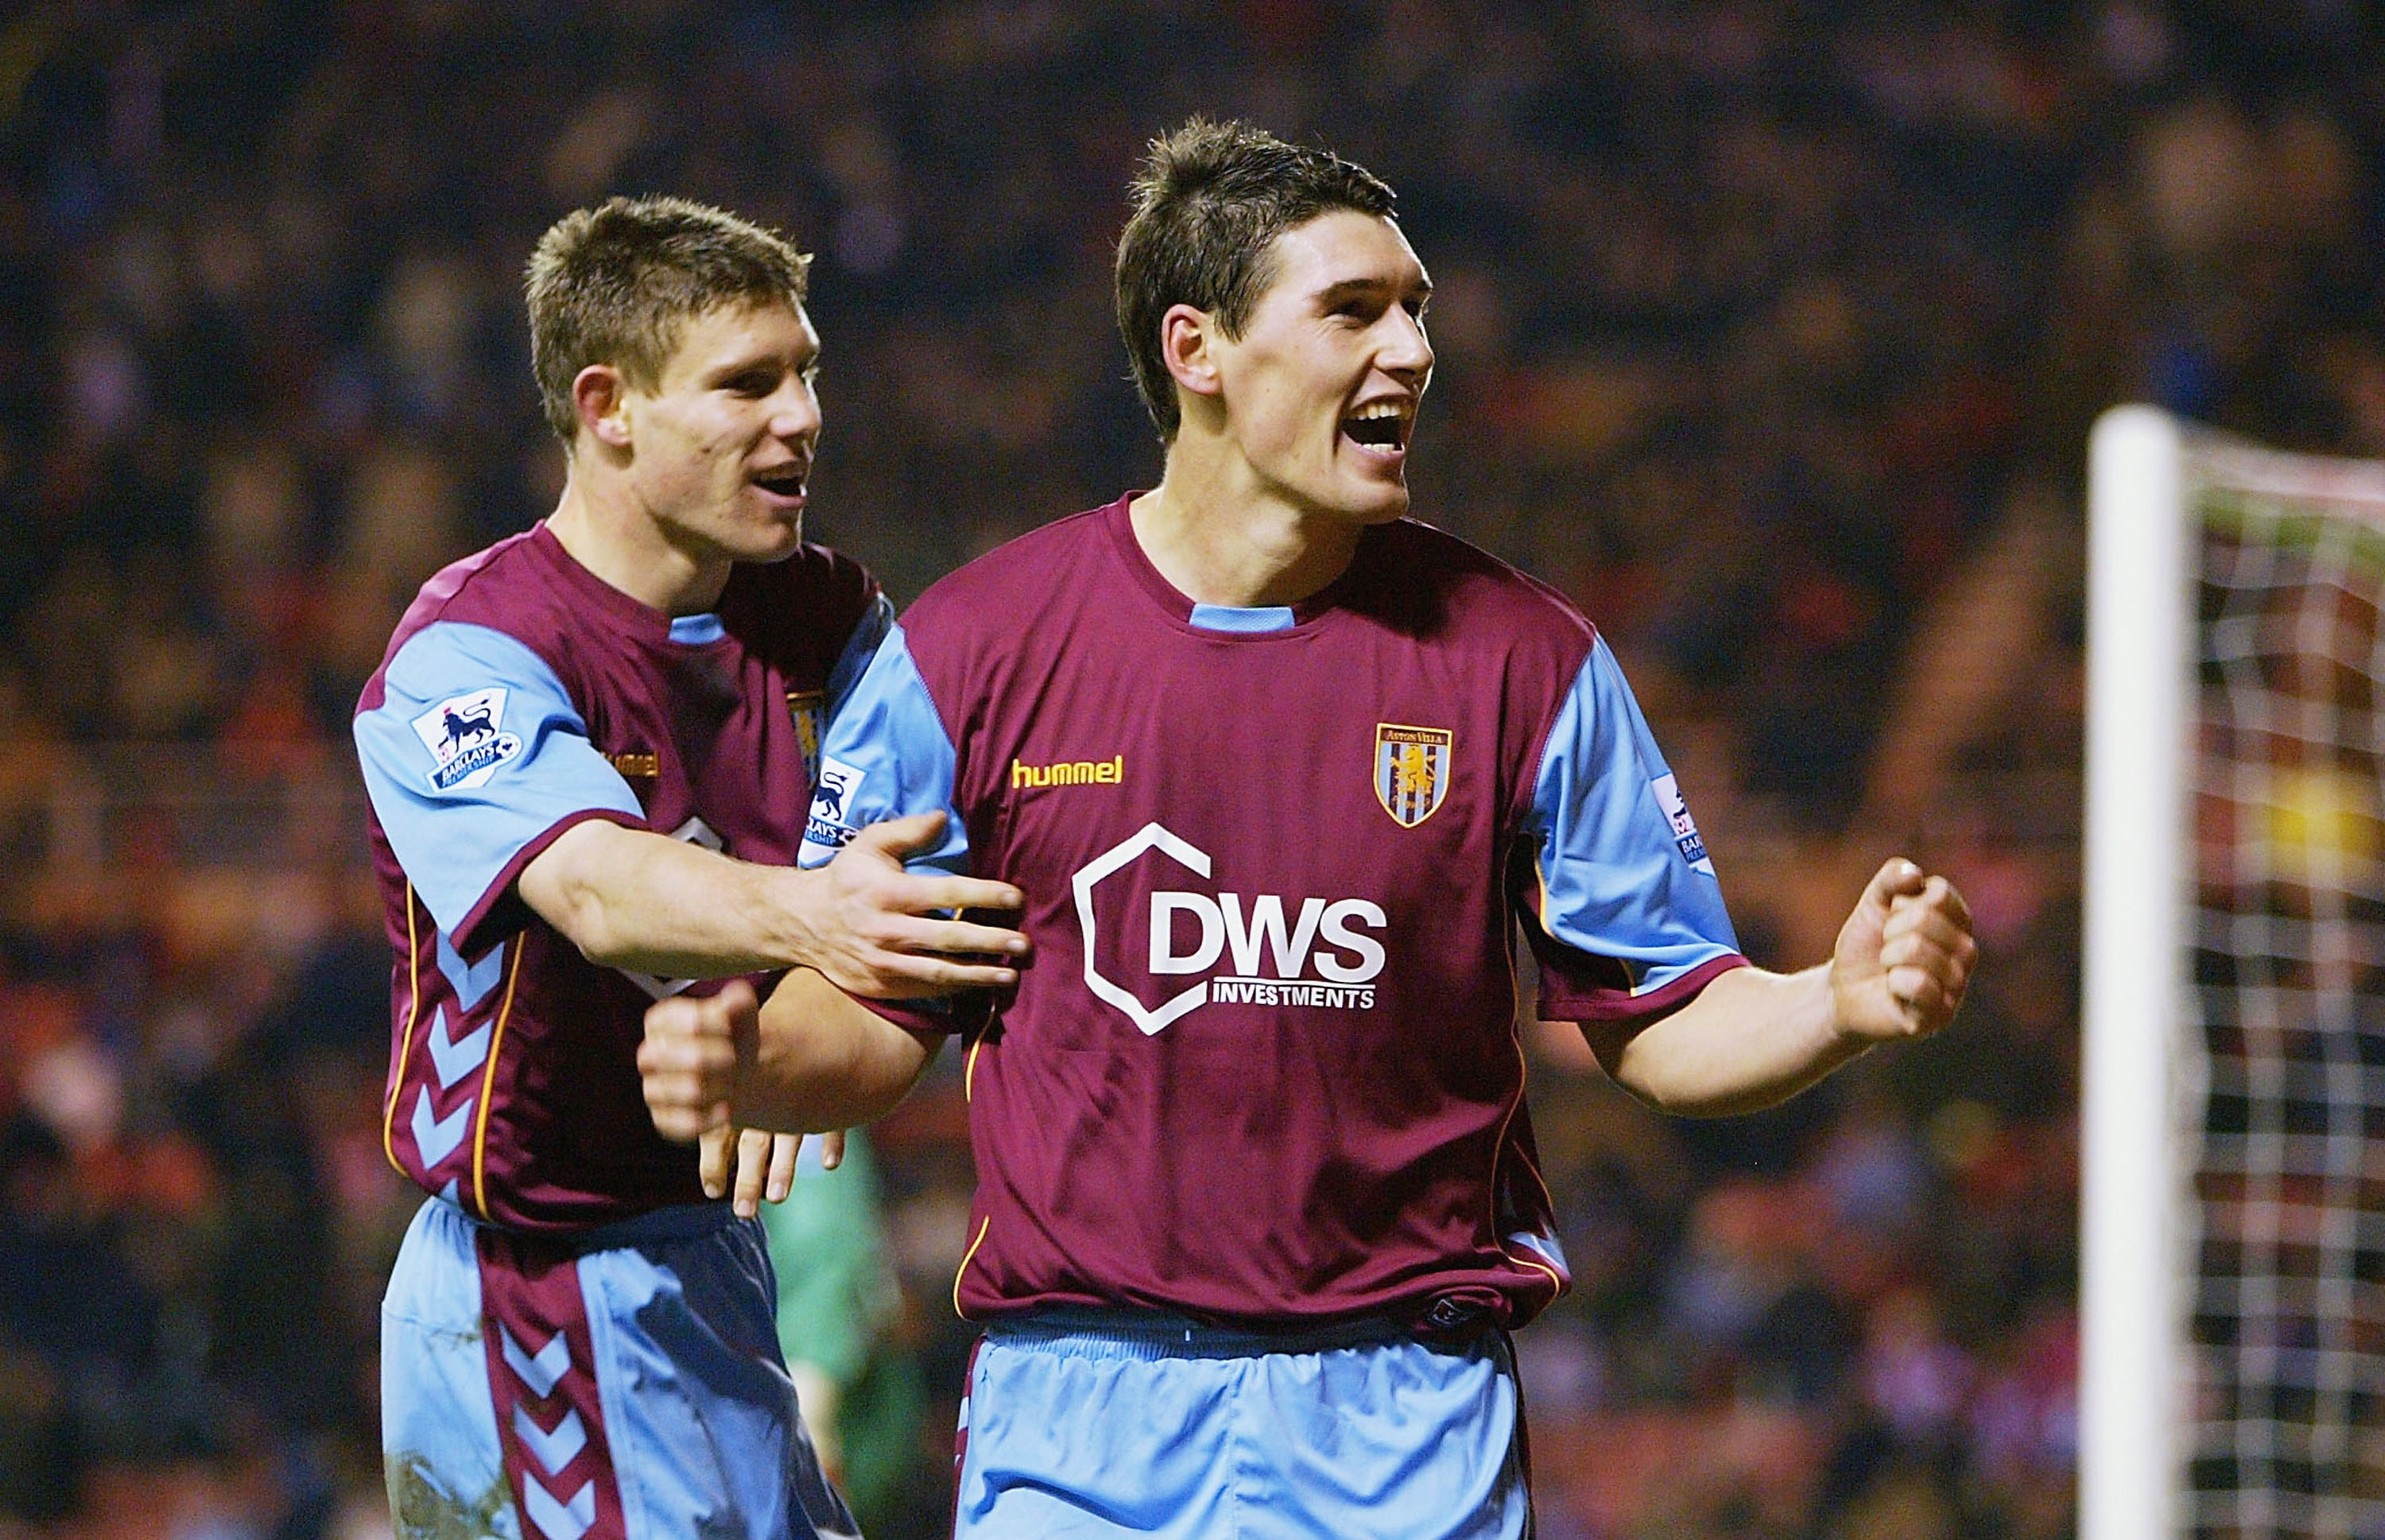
[1071,821,1212,1035]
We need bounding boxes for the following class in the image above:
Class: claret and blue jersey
[352,522,886,1232]
[802,494,1746,1333]
[358,522,877,1540]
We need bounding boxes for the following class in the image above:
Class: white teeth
[1350,403,1405,421]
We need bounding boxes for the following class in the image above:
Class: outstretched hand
[801,812,1030,999]
[698,1126,847,1218]
[1829,859,1977,1044]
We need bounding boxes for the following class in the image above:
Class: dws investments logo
[1071,823,1387,1035]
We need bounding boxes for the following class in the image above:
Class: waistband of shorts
[426,1194,741,1253]
[979,1307,1417,1361]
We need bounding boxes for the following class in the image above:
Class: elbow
[1595,1036,1725,1117]
[1647,1086,1784,1119]
[762,1014,937,1133]
[556,896,635,968]
[781,1064,917,1134]
[825,1035,937,1127]
[552,891,673,974]
[831,1074,917,1131]
[1582,1022,1725,1116]
[518,834,636,966]
[1608,1061,1789,1119]
[1611,1073,1716,1118]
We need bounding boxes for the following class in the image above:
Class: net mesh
[2185,437,2385,1540]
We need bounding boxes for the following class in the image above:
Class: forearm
[520,820,816,977]
[523,813,1026,997]
[738,969,940,1133]
[1596,963,1869,1117]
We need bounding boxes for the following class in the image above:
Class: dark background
[0,2,2377,1536]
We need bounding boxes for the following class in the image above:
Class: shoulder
[720,540,881,658]
[903,504,1114,641]
[1359,518,1597,654]
[732,539,876,610]
[389,531,545,646]
[361,533,557,713]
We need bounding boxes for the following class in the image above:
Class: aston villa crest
[1375,723,1453,828]
[787,689,825,770]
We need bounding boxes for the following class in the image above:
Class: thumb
[713,976,758,1031]
[1863,858,1927,915]
[850,809,948,862]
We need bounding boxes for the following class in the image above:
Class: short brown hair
[1114,119,1398,441]
[525,196,812,442]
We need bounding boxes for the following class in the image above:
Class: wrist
[1818,961,1872,1052]
[764,864,830,973]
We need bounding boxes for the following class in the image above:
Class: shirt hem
[1539,951,1747,1026]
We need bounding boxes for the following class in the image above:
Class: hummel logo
[1012,754,1123,789]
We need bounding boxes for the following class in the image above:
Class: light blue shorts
[380,1196,856,1540]
[954,1312,1529,1539]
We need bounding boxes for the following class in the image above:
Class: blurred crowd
[0,2,2377,1537]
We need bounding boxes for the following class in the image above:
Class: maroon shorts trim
[476,1229,629,1540]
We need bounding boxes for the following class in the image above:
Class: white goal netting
[2085,407,2385,1540]
[2184,432,2385,1540]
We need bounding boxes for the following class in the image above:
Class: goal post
[2083,405,2385,1540]
[2083,403,2193,1540]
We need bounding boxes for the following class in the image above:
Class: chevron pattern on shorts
[500,1324,571,1400]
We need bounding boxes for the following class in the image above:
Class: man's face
[1206,209,1433,524]
[615,300,822,565]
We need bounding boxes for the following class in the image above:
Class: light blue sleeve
[353,621,643,937]
[799,622,968,876]
[824,592,895,720]
[1525,637,1739,996]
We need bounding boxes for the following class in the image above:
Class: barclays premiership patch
[802,757,865,859]
[411,687,524,791]
[1650,773,1716,875]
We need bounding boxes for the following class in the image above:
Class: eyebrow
[1313,275,1433,308]
[705,344,819,382]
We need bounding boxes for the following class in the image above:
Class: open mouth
[750,463,809,501]
[1341,401,1412,453]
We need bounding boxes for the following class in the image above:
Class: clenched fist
[1829,859,1977,1043]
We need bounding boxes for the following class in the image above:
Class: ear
[573,364,633,450]
[1158,304,1222,401]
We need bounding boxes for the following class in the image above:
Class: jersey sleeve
[1520,636,1745,1035]
[799,621,969,875]
[354,621,646,948]
[824,591,895,722]
[799,622,985,1035]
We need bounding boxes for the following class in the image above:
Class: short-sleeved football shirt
[354,522,885,1232]
[802,495,1743,1331]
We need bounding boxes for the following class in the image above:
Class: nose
[1376,307,1433,386]
[769,374,821,443]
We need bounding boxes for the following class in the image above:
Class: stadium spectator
[0,3,2374,1534]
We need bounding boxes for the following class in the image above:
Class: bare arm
[638,972,941,1141]
[516,810,1026,997]
[747,969,943,1131]
[1592,859,1976,1116]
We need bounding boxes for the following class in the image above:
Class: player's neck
[1132,460,1366,610]
[547,467,733,618]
